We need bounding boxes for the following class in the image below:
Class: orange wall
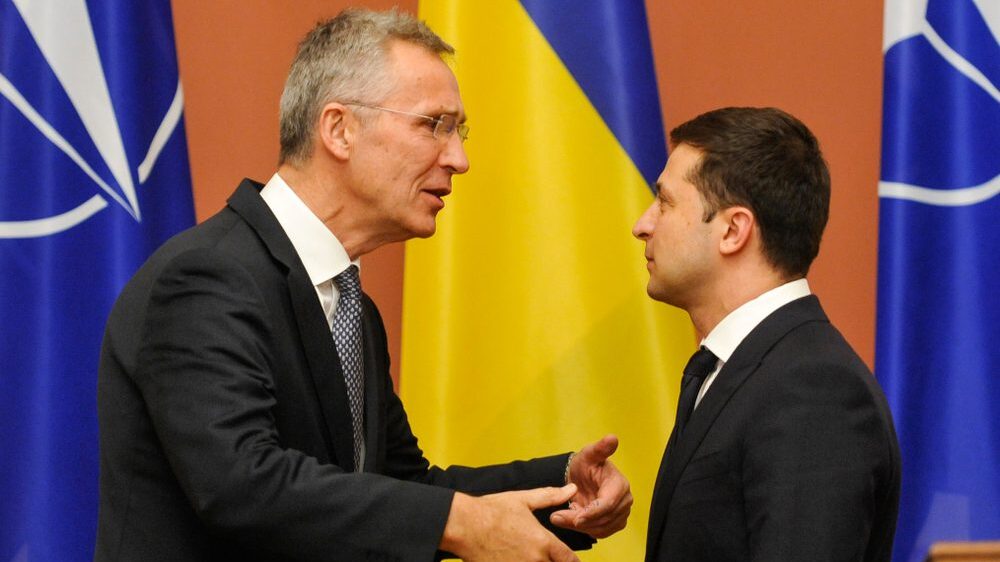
[172,0,884,382]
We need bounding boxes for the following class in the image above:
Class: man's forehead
[383,41,463,112]
[666,144,703,176]
[385,40,452,78]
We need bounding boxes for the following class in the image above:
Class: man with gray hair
[96,8,631,562]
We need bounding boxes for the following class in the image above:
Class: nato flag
[877,0,1000,560]
[0,1,194,560]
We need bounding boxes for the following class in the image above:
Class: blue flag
[0,1,194,559]
[877,1,1000,560]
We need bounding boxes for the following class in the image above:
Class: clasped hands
[442,435,632,562]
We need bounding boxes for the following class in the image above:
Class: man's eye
[435,116,455,134]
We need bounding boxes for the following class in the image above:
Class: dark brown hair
[671,107,831,278]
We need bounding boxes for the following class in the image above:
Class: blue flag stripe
[518,0,667,187]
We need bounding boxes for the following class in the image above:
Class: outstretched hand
[550,435,632,538]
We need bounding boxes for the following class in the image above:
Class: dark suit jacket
[96,180,588,562]
[645,295,901,562]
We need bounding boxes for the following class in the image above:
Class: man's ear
[718,206,755,256]
[317,102,352,160]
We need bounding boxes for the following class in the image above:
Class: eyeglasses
[346,102,469,142]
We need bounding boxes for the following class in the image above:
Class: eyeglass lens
[433,114,469,141]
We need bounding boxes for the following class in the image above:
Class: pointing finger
[523,483,578,511]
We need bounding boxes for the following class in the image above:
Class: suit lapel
[227,180,357,470]
[645,295,828,559]
[287,268,358,470]
[646,426,679,558]
[360,295,385,473]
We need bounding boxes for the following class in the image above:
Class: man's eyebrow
[431,107,463,118]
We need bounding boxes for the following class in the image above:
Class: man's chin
[409,220,437,239]
[646,283,671,305]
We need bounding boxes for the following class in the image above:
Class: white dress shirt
[260,173,359,329]
[695,278,812,408]
[260,172,365,465]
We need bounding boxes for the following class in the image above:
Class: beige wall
[172,0,884,384]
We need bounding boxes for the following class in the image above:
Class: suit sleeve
[137,248,453,562]
[741,358,897,562]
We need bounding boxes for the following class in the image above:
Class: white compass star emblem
[0,0,184,238]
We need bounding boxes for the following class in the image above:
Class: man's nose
[632,204,655,240]
[441,133,470,174]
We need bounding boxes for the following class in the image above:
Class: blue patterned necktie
[332,265,365,471]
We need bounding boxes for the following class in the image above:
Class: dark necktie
[674,346,718,437]
[332,265,365,471]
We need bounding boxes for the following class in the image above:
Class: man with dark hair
[96,8,630,562]
[634,107,900,562]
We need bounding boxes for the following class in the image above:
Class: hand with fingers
[440,483,582,562]
[550,435,633,538]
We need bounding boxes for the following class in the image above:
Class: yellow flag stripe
[403,1,696,559]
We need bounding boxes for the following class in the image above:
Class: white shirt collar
[259,172,357,285]
[701,278,812,362]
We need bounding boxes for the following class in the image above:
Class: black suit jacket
[645,296,900,562]
[96,180,588,562]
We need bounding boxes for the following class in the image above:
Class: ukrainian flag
[401,2,694,558]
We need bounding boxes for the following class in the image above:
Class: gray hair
[278,8,454,165]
